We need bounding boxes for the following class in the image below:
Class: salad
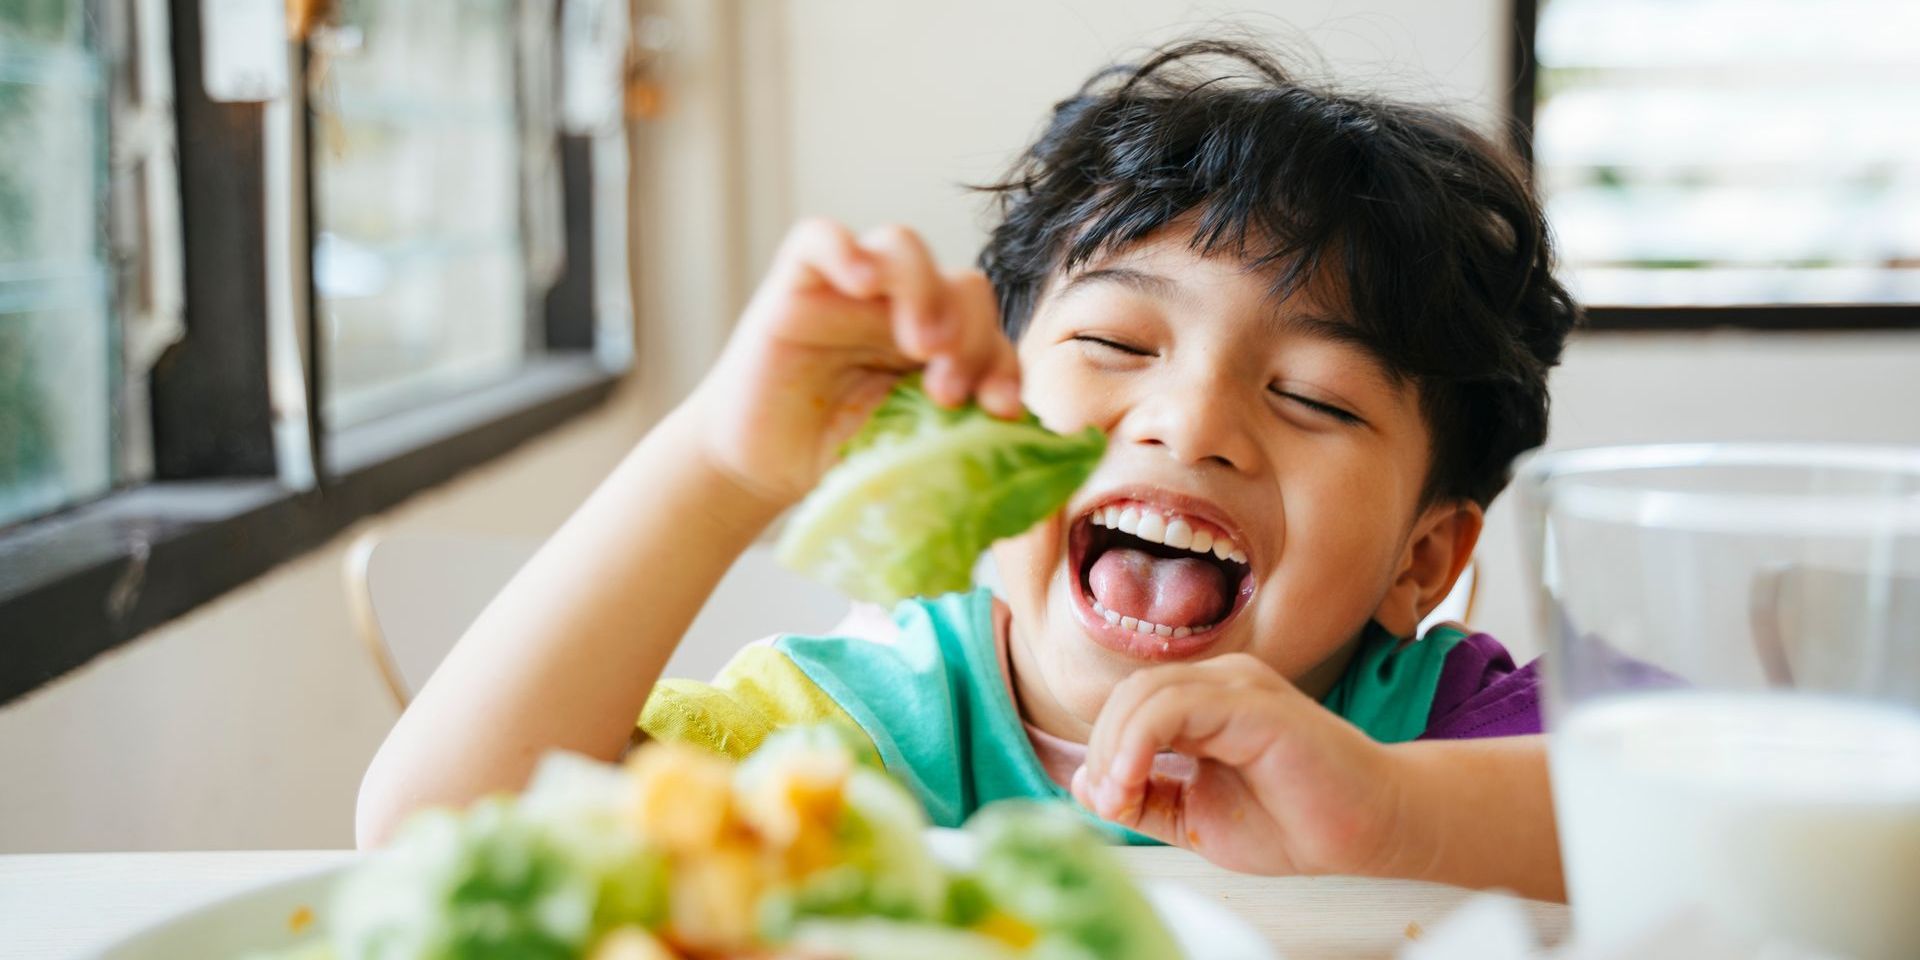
[252,727,1178,960]
[775,376,1106,605]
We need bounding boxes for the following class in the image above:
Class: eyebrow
[1267,310,1370,352]
[1055,266,1188,304]
[1270,311,1405,390]
[1063,267,1357,345]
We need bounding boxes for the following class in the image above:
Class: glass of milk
[1518,445,1920,960]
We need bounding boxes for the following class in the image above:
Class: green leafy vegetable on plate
[241,726,1186,960]
[328,756,665,960]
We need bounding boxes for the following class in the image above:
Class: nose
[1114,375,1260,473]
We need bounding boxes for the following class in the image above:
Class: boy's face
[991,229,1476,735]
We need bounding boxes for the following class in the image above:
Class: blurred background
[1,0,1916,852]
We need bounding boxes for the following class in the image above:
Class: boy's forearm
[1378,736,1566,902]
[357,403,788,847]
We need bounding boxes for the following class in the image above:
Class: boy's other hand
[686,219,1022,510]
[1069,653,1413,878]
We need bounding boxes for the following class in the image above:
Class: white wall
[775,0,1509,268]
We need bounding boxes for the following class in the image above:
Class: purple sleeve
[1419,633,1543,739]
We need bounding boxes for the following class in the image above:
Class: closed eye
[1271,387,1364,426]
[1072,334,1151,356]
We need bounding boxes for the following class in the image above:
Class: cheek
[1256,471,1407,630]
[1017,343,1115,437]
[990,515,1072,655]
[992,514,1066,601]
[1306,477,1407,580]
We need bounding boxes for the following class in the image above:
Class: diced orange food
[665,840,774,955]
[735,747,850,847]
[628,743,738,852]
[622,737,883,957]
[733,745,853,880]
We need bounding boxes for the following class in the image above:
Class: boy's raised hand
[1068,653,1412,878]
[687,219,1022,510]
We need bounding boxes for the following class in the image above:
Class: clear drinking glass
[1518,444,1920,960]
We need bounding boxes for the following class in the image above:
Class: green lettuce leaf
[775,375,1106,605]
[964,802,1182,960]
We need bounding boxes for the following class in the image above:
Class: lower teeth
[1090,600,1212,637]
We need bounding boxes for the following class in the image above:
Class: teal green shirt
[640,588,1467,842]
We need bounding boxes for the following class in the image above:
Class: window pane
[1534,0,1920,307]
[312,0,527,428]
[0,0,114,527]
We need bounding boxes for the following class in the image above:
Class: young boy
[358,40,1579,900]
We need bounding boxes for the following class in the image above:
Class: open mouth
[1067,497,1256,661]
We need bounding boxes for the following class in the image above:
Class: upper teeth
[1092,504,1248,564]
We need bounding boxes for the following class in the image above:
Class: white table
[0,849,1569,959]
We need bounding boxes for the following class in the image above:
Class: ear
[1372,499,1484,638]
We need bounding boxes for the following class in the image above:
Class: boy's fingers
[1083,664,1201,790]
[1101,684,1235,805]
[1103,763,1275,866]
[939,270,1023,418]
[976,351,1023,420]
[1084,691,1202,828]
[1086,660,1291,812]
[767,221,1015,411]
[922,354,967,408]
[857,224,948,362]
[775,218,880,298]
[1075,760,1191,841]
[1085,659,1244,776]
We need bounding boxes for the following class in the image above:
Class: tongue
[1088,547,1231,627]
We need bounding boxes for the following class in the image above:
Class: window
[0,0,631,705]
[312,0,531,427]
[0,0,115,527]
[1517,0,1920,328]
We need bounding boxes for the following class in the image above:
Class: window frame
[1509,0,1920,333]
[0,0,626,705]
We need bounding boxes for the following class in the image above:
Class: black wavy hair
[977,40,1580,507]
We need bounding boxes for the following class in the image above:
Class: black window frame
[0,0,626,705]
[1509,0,1920,334]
